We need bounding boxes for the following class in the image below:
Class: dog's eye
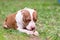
[27,19,31,22]
[23,18,31,23]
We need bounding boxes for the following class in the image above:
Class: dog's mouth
[27,29,35,32]
[23,27,35,32]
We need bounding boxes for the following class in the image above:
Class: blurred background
[0,0,60,40]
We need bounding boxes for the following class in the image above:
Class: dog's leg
[33,31,39,36]
[3,17,8,29]
[3,21,8,29]
[17,27,34,35]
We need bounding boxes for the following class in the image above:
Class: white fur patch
[33,31,39,36]
[15,10,23,29]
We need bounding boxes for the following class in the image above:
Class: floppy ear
[34,8,36,11]
[33,10,38,22]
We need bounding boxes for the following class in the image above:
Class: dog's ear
[34,8,36,11]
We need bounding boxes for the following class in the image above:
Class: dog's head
[21,8,37,31]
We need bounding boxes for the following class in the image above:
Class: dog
[3,8,39,36]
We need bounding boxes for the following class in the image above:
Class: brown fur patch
[33,11,37,22]
[3,13,18,29]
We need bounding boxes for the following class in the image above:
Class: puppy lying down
[3,8,39,36]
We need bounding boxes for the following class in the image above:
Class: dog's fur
[3,8,39,36]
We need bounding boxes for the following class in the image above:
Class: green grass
[0,0,60,40]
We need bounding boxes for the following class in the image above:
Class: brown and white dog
[3,8,39,36]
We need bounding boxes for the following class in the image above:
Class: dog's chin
[23,27,35,32]
[26,29,35,32]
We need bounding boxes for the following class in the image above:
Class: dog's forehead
[24,8,35,13]
[23,8,35,19]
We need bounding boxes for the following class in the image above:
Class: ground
[0,0,60,40]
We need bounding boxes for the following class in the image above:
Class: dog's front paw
[33,31,39,36]
[26,31,34,35]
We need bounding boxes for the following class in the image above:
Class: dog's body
[3,8,39,36]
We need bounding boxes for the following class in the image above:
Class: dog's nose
[31,27,35,30]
